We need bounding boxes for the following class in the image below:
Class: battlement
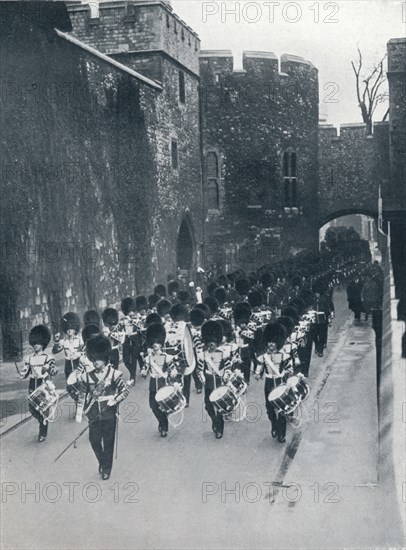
[200,50,318,79]
[319,121,390,141]
[67,0,201,75]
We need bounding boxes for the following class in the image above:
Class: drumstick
[14,362,21,377]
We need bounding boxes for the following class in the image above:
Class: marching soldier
[76,334,129,480]
[52,312,83,380]
[141,323,177,438]
[101,308,121,369]
[20,325,58,442]
[197,320,234,439]
[120,297,143,385]
[255,323,292,443]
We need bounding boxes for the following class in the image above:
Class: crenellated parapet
[67,1,201,76]
[318,121,390,225]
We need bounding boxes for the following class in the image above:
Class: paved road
[1,290,404,549]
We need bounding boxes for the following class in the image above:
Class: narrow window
[179,70,186,104]
[171,139,178,169]
[283,150,298,208]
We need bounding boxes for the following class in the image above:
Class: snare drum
[209,386,239,415]
[293,375,310,400]
[155,385,186,415]
[28,380,59,422]
[66,371,81,402]
[268,384,298,415]
[225,370,247,397]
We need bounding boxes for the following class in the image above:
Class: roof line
[55,29,162,90]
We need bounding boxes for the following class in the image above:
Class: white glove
[76,411,83,423]
[107,397,116,407]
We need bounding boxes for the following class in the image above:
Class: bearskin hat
[167,280,180,295]
[235,278,251,297]
[214,287,227,306]
[83,310,100,327]
[289,298,306,315]
[204,296,219,315]
[217,319,234,343]
[233,302,252,326]
[60,312,80,334]
[248,272,258,286]
[206,281,219,296]
[216,274,228,287]
[29,325,51,349]
[201,320,223,347]
[260,272,275,289]
[135,295,148,312]
[192,303,211,320]
[299,289,315,308]
[121,297,136,316]
[313,279,328,295]
[170,303,189,322]
[82,323,101,344]
[226,273,237,284]
[102,308,119,327]
[86,334,112,363]
[190,308,205,328]
[145,313,163,328]
[148,294,160,309]
[281,306,299,324]
[248,289,263,308]
[156,298,172,318]
[291,274,303,289]
[263,322,286,350]
[154,284,167,298]
[178,290,191,305]
[276,316,295,337]
[146,322,166,347]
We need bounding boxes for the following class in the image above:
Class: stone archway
[176,216,195,271]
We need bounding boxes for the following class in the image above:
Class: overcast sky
[171,0,405,127]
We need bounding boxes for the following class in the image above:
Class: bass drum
[183,323,196,376]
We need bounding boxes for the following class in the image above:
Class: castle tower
[67,1,203,278]
[200,50,319,269]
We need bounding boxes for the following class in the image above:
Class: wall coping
[199,50,233,58]
[281,53,315,68]
[243,51,277,60]
[56,29,163,90]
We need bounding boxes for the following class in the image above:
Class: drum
[209,386,239,414]
[28,380,59,422]
[225,370,247,397]
[267,384,298,415]
[290,375,310,401]
[66,371,81,402]
[155,385,186,415]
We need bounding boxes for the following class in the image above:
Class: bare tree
[351,46,389,135]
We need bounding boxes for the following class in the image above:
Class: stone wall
[200,50,320,270]
[67,1,200,76]
[318,122,390,226]
[0,2,202,357]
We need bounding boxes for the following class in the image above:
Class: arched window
[206,152,220,210]
[283,149,298,208]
